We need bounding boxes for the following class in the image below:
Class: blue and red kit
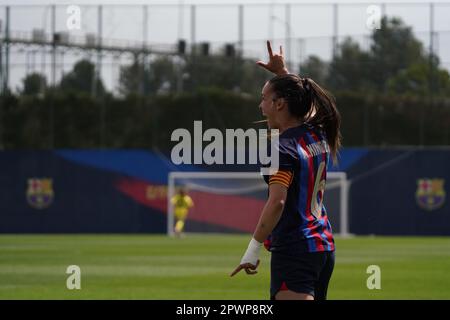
[263,122,335,254]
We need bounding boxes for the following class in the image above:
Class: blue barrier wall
[345,148,449,235]
[0,151,168,233]
[0,148,448,235]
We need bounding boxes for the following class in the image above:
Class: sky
[1,0,450,92]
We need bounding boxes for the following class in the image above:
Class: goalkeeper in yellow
[171,188,194,237]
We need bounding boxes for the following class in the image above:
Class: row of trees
[20,47,268,98]
[301,17,450,96]
[1,87,449,149]
[2,16,449,149]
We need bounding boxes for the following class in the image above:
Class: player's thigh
[275,290,314,300]
[270,251,319,300]
[314,251,335,300]
[175,211,187,221]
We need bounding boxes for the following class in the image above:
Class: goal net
[167,171,349,237]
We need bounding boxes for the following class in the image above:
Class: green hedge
[0,88,449,149]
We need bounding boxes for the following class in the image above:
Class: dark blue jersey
[263,123,335,253]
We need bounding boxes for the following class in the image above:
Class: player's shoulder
[280,122,316,141]
[294,122,328,145]
[277,125,306,158]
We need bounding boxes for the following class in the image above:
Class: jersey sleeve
[269,170,293,188]
[262,136,296,185]
[186,196,194,208]
[269,137,296,187]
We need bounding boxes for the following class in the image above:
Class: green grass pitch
[1,234,450,299]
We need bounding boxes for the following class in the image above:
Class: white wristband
[240,238,262,266]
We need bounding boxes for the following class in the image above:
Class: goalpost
[167,171,349,237]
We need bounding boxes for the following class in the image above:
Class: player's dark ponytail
[268,74,341,164]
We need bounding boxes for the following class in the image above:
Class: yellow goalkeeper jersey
[171,194,194,220]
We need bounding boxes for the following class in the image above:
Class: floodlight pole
[423,2,435,147]
[51,4,56,87]
[332,3,338,58]
[238,4,244,57]
[93,5,103,98]
[141,5,148,96]
[285,4,292,72]
[2,6,10,92]
[49,4,55,149]
[190,5,196,55]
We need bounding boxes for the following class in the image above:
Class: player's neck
[278,118,303,134]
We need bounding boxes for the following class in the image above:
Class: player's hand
[230,259,260,277]
[256,41,289,76]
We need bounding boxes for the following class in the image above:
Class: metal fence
[1,2,450,93]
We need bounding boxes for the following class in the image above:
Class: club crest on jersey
[416,178,445,211]
[26,178,54,209]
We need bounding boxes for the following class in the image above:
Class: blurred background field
[1,234,450,300]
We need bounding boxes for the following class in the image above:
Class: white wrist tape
[240,238,262,266]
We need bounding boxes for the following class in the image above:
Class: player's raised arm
[256,40,289,76]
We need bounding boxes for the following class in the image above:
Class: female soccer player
[171,188,194,237]
[231,41,341,301]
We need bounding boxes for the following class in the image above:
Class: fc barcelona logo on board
[26,178,54,209]
[416,178,446,211]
